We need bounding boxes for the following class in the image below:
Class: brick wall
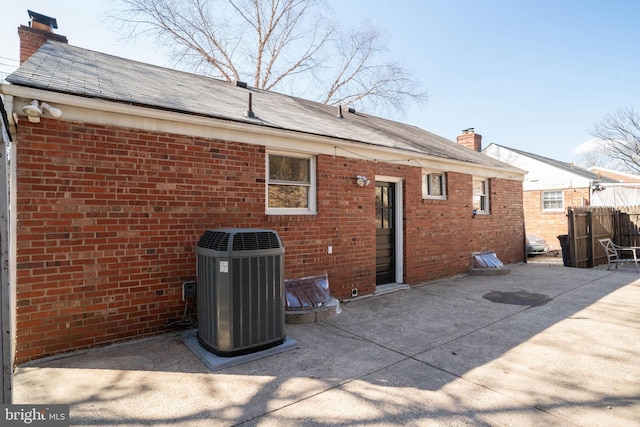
[523,188,590,249]
[456,130,482,152]
[18,25,68,64]
[15,119,524,362]
[405,172,524,282]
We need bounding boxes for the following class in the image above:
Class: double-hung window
[542,190,563,211]
[267,152,316,214]
[473,178,490,214]
[422,172,446,199]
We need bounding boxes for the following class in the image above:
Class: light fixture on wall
[22,100,63,123]
[591,182,605,193]
[356,175,371,187]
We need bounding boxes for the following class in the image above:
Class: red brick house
[1,15,525,363]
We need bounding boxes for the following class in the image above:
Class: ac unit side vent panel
[230,255,283,349]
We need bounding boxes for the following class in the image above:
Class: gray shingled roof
[486,143,617,183]
[7,40,518,171]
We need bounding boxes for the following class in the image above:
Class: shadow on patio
[14,263,640,425]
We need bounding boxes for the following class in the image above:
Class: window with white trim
[542,190,563,211]
[267,152,316,214]
[422,172,447,199]
[473,178,489,214]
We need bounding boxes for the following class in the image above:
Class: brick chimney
[457,128,482,152]
[18,10,68,64]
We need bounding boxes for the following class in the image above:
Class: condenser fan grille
[232,231,281,251]
[197,231,229,250]
[198,230,281,251]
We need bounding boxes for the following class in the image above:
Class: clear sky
[2,0,639,165]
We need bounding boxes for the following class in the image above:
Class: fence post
[567,208,575,267]
[587,210,593,267]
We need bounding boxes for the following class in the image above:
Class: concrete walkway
[14,263,640,426]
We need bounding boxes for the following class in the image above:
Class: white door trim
[375,175,403,284]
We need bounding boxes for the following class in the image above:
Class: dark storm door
[376,182,396,285]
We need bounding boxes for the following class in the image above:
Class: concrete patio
[13,262,640,426]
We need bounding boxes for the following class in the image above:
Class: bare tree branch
[230,0,332,91]
[576,142,610,170]
[317,23,427,117]
[590,107,640,174]
[106,0,428,116]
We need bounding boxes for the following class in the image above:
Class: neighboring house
[1,13,526,363]
[482,143,616,250]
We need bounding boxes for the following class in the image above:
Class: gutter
[1,83,526,180]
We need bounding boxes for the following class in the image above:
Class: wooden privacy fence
[567,206,640,268]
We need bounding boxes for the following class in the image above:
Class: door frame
[375,175,404,284]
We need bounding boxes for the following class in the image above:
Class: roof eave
[1,83,525,180]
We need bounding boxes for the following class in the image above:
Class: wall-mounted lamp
[356,175,371,187]
[22,100,62,123]
[591,182,605,193]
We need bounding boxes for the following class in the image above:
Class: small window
[473,178,489,214]
[542,190,564,211]
[422,172,447,199]
[267,153,316,214]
